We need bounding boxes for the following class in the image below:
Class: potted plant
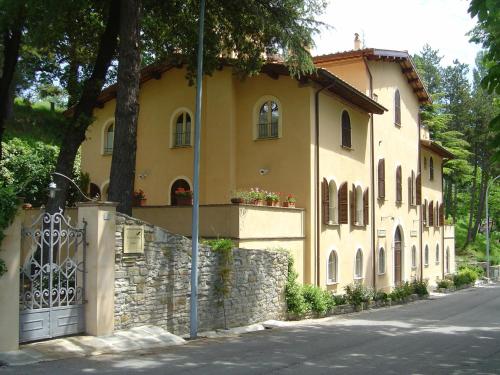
[248,188,265,205]
[283,194,296,208]
[265,191,280,206]
[230,190,247,204]
[175,187,193,206]
[133,189,147,206]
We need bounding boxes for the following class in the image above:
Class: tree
[108,0,142,215]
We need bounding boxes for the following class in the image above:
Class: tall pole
[190,0,205,339]
[485,174,500,280]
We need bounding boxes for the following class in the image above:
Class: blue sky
[313,0,482,70]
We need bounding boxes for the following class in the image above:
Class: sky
[313,0,483,70]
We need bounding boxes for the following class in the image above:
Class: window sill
[327,221,340,227]
[394,122,401,128]
[341,145,354,151]
[171,145,192,149]
[326,280,339,286]
[353,276,363,280]
[411,266,417,270]
[377,272,386,276]
[424,264,429,268]
[255,136,280,141]
[102,151,113,156]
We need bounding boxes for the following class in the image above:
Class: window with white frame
[378,247,386,274]
[435,244,440,264]
[173,111,192,147]
[327,250,338,283]
[328,180,339,225]
[257,99,280,139]
[411,245,417,269]
[424,245,429,266]
[103,122,114,154]
[355,249,363,279]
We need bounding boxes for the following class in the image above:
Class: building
[80,42,455,291]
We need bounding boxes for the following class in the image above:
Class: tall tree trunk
[46,0,120,212]
[472,170,489,241]
[464,150,478,248]
[108,0,142,215]
[0,8,25,159]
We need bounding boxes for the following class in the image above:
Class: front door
[394,227,402,285]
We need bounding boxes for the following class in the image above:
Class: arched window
[378,247,386,274]
[173,111,192,147]
[170,178,191,205]
[327,250,338,283]
[341,110,351,148]
[355,249,363,279]
[435,244,440,264]
[446,247,450,274]
[328,181,339,225]
[394,89,401,126]
[411,245,417,269]
[258,100,279,139]
[429,157,434,180]
[424,245,429,266]
[104,122,114,154]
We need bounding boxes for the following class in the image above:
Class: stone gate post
[0,209,24,352]
[77,202,117,336]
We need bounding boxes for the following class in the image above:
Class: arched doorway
[394,227,402,285]
[170,179,191,205]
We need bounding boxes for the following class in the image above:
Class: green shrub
[459,264,484,278]
[373,290,389,302]
[437,279,454,289]
[302,284,326,315]
[344,283,370,307]
[285,257,308,316]
[332,294,347,306]
[389,282,413,301]
[453,268,478,287]
[0,184,20,277]
[411,279,429,296]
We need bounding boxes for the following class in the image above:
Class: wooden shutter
[408,176,412,205]
[429,201,434,227]
[322,178,330,224]
[416,173,421,205]
[395,90,401,125]
[378,159,385,199]
[338,182,348,224]
[396,166,402,203]
[423,201,427,226]
[350,184,355,225]
[435,204,440,227]
[363,188,369,225]
[439,203,444,226]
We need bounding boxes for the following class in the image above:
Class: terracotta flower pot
[177,197,193,206]
[283,202,295,208]
[139,198,147,206]
[231,197,243,204]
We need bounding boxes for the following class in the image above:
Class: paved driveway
[2,284,500,375]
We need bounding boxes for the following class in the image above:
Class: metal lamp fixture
[48,172,96,202]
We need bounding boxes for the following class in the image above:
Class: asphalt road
[3,283,500,375]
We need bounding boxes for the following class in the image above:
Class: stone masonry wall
[114,214,288,336]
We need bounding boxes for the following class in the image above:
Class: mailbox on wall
[124,225,144,254]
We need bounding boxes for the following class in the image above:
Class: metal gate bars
[19,209,86,343]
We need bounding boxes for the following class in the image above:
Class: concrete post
[0,210,24,352]
[77,202,118,336]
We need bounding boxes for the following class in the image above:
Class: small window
[411,245,417,269]
[341,110,351,148]
[394,89,401,126]
[424,245,429,266]
[396,166,402,203]
[378,247,386,274]
[423,199,428,226]
[170,178,191,205]
[410,170,416,206]
[328,181,339,225]
[378,159,385,199]
[173,112,192,147]
[445,247,450,274]
[435,244,440,264]
[355,186,363,225]
[327,250,338,283]
[104,122,114,154]
[258,100,279,139]
[355,249,363,279]
[430,157,434,180]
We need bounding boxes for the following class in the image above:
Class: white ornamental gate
[19,210,86,343]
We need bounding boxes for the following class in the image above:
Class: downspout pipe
[363,58,377,290]
[418,126,423,281]
[314,82,335,287]
[441,159,449,279]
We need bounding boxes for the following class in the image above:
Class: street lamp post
[485,174,500,279]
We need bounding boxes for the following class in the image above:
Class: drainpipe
[418,126,423,281]
[314,82,335,287]
[363,58,376,290]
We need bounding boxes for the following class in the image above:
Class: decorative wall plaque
[124,225,144,254]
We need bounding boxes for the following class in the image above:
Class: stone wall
[114,214,288,335]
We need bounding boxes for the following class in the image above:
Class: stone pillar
[77,202,118,336]
[0,210,23,352]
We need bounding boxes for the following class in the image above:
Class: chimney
[354,33,361,50]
